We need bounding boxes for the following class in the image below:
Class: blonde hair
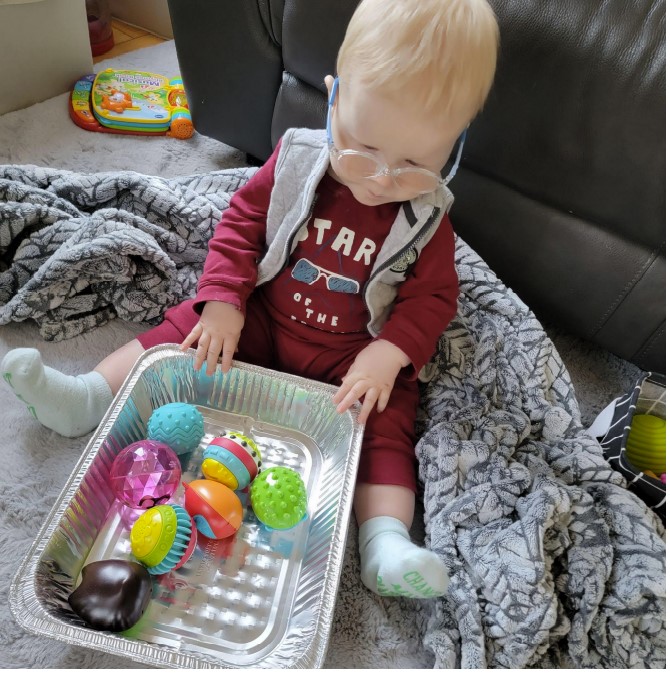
[336,0,499,122]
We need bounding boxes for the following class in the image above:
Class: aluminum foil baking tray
[10,345,363,668]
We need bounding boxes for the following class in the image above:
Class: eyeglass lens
[335,153,439,193]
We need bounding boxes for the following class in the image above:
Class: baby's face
[326,76,465,206]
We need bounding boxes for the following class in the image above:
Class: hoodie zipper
[261,193,319,285]
[363,205,442,330]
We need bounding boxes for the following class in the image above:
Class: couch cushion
[449,0,665,370]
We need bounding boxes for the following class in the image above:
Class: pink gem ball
[110,440,182,510]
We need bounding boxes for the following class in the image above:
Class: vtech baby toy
[69,69,194,139]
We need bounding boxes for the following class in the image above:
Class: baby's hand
[180,301,245,375]
[333,340,410,425]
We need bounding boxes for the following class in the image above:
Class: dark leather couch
[167,0,665,372]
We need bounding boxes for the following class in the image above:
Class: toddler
[2,0,498,599]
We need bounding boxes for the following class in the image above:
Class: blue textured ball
[147,402,205,455]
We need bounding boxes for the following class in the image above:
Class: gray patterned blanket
[0,166,253,340]
[0,165,665,668]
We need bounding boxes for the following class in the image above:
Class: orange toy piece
[101,89,135,113]
[183,479,243,539]
[169,115,196,140]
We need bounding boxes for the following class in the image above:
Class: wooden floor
[92,19,167,64]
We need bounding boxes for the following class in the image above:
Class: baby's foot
[359,515,449,598]
[1,348,112,437]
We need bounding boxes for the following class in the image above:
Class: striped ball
[201,431,262,490]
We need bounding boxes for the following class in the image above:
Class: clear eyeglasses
[326,77,466,194]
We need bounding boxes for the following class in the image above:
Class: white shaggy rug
[0,40,644,669]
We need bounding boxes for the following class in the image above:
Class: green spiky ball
[250,466,307,530]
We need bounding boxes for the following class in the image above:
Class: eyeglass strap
[326,77,340,144]
[328,76,340,106]
[443,129,467,185]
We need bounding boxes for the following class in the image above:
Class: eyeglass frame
[325,76,467,194]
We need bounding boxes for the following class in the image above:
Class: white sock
[2,348,113,437]
[359,515,449,599]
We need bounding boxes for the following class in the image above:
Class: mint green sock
[2,348,112,438]
[358,515,449,599]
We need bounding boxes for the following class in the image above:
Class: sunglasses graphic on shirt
[291,258,360,294]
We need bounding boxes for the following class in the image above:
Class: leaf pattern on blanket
[416,243,665,668]
[0,164,665,668]
[0,166,256,340]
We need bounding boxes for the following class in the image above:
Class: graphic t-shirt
[195,135,460,376]
[261,171,399,334]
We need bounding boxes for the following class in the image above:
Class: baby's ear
[324,75,335,96]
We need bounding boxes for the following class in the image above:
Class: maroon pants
[138,295,419,492]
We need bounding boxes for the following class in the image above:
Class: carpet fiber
[0,40,650,668]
